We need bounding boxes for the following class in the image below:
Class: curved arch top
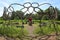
[39,3,52,6]
[7,2,53,14]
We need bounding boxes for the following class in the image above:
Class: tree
[11,11,16,20]
[3,7,8,20]
[37,9,44,20]
[55,7,60,20]
[11,10,24,20]
[16,11,24,19]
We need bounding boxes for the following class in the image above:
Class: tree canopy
[2,7,60,20]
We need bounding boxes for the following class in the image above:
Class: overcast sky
[0,0,60,17]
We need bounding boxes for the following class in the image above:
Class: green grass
[0,20,60,38]
[0,25,28,38]
[34,23,60,36]
[33,20,60,35]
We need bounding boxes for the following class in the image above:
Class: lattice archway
[2,2,59,40]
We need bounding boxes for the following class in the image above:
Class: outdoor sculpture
[2,2,59,40]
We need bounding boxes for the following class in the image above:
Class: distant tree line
[1,7,60,20]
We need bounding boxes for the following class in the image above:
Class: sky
[0,0,60,17]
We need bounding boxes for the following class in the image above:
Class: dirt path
[0,36,6,40]
[24,24,57,40]
[24,24,35,36]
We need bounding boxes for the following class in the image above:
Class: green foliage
[34,21,60,36]
[2,6,60,20]
[0,26,28,38]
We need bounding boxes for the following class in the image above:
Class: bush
[0,26,28,38]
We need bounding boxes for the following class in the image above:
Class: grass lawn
[0,20,60,39]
